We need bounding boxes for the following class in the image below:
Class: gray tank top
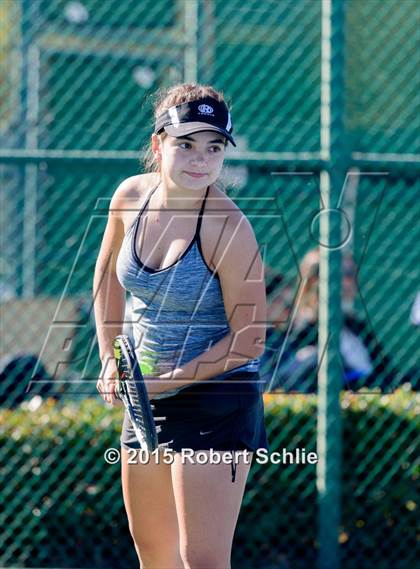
[116,182,260,399]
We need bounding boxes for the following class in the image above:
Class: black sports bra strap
[138,182,209,238]
[138,182,161,219]
[195,185,210,238]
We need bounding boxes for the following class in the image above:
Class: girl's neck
[154,176,208,210]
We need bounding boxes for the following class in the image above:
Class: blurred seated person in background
[261,248,413,393]
[410,291,420,326]
[259,268,294,391]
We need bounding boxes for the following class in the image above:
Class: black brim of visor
[161,122,236,147]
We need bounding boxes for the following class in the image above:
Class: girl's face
[152,130,226,190]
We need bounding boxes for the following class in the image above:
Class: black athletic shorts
[120,370,269,483]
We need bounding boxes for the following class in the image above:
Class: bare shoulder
[207,185,254,236]
[110,173,159,229]
[202,185,257,271]
[206,185,244,225]
[111,172,159,208]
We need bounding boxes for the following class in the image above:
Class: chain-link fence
[1,0,419,568]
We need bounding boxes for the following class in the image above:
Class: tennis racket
[113,334,158,452]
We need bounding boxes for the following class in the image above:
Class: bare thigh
[121,447,183,568]
[171,450,253,569]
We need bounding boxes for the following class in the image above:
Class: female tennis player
[94,83,268,568]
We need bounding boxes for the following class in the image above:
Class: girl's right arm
[93,182,128,405]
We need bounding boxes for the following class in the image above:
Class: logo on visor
[198,104,214,115]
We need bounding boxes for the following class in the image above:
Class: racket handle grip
[114,380,122,400]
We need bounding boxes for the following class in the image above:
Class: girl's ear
[152,133,162,154]
[151,133,162,161]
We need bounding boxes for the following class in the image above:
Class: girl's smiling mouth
[184,171,208,178]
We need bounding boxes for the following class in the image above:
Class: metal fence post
[21,0,39,298]
[184,0,199,83]
[317,1,348,568]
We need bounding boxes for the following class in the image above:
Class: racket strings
[121,341,153,440]
[114,335,158,451]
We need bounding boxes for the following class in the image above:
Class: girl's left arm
[155,210,267,391]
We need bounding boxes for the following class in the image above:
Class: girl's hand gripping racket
[113,335,158,452]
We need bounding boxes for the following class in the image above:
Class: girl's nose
[190,151,206,164]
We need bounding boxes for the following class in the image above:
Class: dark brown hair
[143,83,230,173]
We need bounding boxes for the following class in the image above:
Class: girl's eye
[177,142,223,152]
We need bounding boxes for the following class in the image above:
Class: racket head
[113,335,158,451]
